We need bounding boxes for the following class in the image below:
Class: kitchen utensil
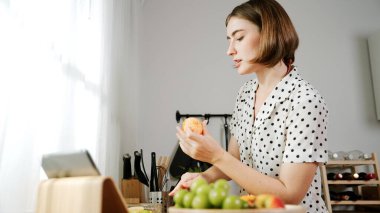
[150,152,159,192]
[140,149,149,184]
[224,116,229,150]
[157,156,170,190]
[134,151,149,186]
[123,153,132,179]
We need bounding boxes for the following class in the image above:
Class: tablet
[42,150,100,178]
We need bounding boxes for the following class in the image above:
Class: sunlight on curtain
[0,0,134,211]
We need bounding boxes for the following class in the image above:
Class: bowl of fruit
[169,178,306,213]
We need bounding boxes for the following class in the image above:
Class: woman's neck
[255,61,288,92]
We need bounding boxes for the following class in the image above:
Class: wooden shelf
[327,180,380,185]
[327,160,375,166]
[320,153,380,213]
[330,200,380,205]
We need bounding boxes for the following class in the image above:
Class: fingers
[202,120,209,135]
[178,137,192,155]
[169,182,182,196]
[169,173,200,196]
[176,128,186,143]
[176,126,202,143]
[169,181,189,196]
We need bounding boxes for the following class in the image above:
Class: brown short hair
[226,0,299,68]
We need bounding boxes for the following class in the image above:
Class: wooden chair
[35,176,128,213]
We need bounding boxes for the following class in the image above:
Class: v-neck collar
[249,67,301,128]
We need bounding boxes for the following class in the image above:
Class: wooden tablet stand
[35,176,128,213]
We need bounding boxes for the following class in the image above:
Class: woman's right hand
[169,172,202,196]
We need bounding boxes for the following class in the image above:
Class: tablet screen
[42,150,100,178]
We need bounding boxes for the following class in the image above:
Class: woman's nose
[226,42,236,56]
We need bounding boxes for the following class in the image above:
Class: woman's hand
[176,120,226,164]
[169,172,201,196]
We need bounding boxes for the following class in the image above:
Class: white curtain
[0,0,141,212]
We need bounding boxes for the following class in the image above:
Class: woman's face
[226,17,262,75]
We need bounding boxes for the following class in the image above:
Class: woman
[170,1,329,212]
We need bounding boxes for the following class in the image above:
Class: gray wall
[120,0,380,177]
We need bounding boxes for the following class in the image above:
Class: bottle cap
[363,153,371,159]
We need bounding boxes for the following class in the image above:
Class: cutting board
[35,176,128,213]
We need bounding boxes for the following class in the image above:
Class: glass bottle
[362,152,372,160]
[345,150,364,160]
[331,151,348,161]
[328,150,334,160]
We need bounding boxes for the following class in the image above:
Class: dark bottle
[358,172,377,180]
[329,191,340,201]
[358,172,367,180]
[342,172,354,180]
[150,152,159,192]
[327,172,336,180]
[334,173,343,180]
[367,173,377,180]
[342,172,359,180]
[352,173,359,180]
[339,191,362,201]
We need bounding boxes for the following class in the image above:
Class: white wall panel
[369,30,380,120]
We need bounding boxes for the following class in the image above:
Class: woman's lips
[233,59,241,68]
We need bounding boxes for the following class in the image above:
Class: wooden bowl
[168,205,306,213]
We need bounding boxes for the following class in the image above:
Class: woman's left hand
[176,120,225,164]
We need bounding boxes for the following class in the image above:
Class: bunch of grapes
[173,178,249,209]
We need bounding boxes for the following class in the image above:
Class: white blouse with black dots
[229,67,329,213]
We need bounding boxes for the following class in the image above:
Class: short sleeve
[283,94,329,164]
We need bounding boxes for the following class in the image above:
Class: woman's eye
[237,36,244,41]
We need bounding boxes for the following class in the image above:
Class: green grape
[214,179,230,193]
[208,187,227,208]
[196,184,211,196]
[183,192,196,208]
[190,178,208,193]
[222,195,243,209]
[192,194,210,209]
[173,189,188,206]
[241,199,249,209]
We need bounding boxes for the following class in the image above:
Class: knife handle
[134,151,149,186]
[150,152,159,192]
[123,153,132,179]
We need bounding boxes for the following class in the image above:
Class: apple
[265,195,285,208]
[254,194,271,209]
[182,117,203,135]
[254,194,285,209]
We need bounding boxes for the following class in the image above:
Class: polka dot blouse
[229,67,329,213]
